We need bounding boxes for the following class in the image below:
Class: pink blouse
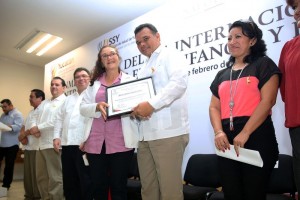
[84,73,132,154]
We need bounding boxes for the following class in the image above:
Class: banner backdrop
[45,0,298,171]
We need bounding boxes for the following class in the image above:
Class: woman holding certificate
[80,45,136,200]
[209,20,281,200]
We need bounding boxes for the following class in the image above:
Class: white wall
[0,57,44,117]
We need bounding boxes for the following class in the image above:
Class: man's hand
[20,136,28,145]
[131,101,154,119]
[30,126,39,135]
[29,126,41,138]
[33,131,41,138]
[53,138,61,153]
[79,142,85,151]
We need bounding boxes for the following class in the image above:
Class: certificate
[106,77,156,117]
[215,145,264,167]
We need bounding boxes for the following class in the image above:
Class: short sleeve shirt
[210,56,281,125]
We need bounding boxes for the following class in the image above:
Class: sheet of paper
[215,145,263,167]
[0,122,12,131]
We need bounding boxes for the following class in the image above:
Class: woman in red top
[279,0,300,199]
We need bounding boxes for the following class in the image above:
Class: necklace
[229,64,246,131]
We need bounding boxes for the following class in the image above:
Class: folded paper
[215,145,263,167]
[0,122,12,131]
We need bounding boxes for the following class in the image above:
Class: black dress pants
[0,145,19,188]
[87,145,134,200]
[219,117,278,200]
[61,145,93,200]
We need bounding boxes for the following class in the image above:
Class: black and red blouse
[210,56,281,125]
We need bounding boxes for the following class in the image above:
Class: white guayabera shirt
[137,45,190,141]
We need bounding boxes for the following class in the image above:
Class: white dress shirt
[31,94,66,150]
[23,108,40,150]
[53,92,86,146]
[137,45,190,141]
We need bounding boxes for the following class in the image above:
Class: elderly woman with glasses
[80,45,137,200]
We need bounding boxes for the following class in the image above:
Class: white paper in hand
[0,122,12,131]
[215,145,263,167]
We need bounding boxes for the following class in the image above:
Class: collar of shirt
[52,93,66,101]
[6,108,16,116]
[146,45,162,61]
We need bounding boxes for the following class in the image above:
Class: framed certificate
[106,77,156,117]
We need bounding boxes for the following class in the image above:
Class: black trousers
[219,118,278,200]
[86,146,134,200]
[0,145,19,188]
[289,127,300,200]
[61,146,93,200]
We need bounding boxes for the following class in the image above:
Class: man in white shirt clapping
[19,89,45,200]
[30,77,67,200]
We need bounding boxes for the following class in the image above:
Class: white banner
[45,0,297,171]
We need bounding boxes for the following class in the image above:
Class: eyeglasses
[74,75,90,80]
[101,51,117,59]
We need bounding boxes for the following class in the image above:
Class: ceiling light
[36,37,63,56]
[15,30,63,56]
[26,34,52,53]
